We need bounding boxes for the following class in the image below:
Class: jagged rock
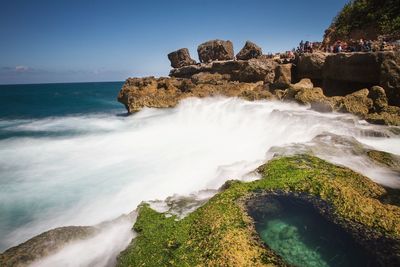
[323,53,381,84]
[291,78,313,91]
[118,77,273,113]
[368,86,388,112]
[191,72,230,85]
[0,226,96,267]
[170,58,277,83]
[322,52,383,96]
[197,40,234,63]
[365,105,400,126]
[283,79,314,101]
[167,48,196,68]
[295,87,326,104]
[295,51,400,104]
[335,89,373,116]
[380,51,400,106]
[233,58,277,83]
[296,52,327,80]
[272,64,292,89]
[236,41,262,60]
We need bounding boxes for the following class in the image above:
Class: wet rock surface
[0,226,97,267]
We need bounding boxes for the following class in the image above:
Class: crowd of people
[296,38,398,54]
[327,39,384,53]
[298,40,315,53]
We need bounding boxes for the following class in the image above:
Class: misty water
[0,83,399,266]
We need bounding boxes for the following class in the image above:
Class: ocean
[0,82,399,266]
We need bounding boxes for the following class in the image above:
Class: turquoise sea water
[0,82,124,119]
[252,195,373,267]
[0,82,126,250]
[0,82,125,139]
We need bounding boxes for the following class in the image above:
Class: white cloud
[15,65,30,72]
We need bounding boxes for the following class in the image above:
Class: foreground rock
[117,155,400,266]
[0,226,97,267]
[197,39,234,63]
[167,48,196,68]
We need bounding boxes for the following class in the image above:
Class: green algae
[117,155,400,266]
[260,219,330,267]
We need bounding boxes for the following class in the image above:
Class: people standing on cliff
[381,41,387,51]
[299,40,304,53]
[358,39,364,51]
[366,40,372,51]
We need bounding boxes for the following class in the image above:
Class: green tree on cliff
[325,0,400,42]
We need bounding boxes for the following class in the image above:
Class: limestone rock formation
[118,76,273,113]
[380,51,400,106]
[170,58,277,83]
[369,86,388,112]
[323,53,381,92]
[272,63,292,89]
[167,48,196,68]
[197,40,234,63]
[337,89,374,116]
[236,41,262,60]
[295,51,400,107]
[295,52,327,81]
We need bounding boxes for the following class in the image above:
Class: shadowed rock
[167,48,196,68]
[236,41,262,60]
[272,63,292,89]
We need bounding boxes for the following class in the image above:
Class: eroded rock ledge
[118,40,400,125]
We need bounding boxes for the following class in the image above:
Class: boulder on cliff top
[236,41,262,60]
[197,40,234,63]
[167,48,197,68]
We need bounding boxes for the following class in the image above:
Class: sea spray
[0,97,399,266]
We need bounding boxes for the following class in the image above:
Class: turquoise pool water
[251,195,372,267]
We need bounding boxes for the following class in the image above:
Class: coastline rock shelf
[118,39,400,125]
[117,154,400,266]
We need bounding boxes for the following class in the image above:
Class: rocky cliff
[118,39,400,125]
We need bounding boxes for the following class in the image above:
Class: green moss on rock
[117,155,400,266]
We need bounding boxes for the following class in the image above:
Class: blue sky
[0,0,349,84]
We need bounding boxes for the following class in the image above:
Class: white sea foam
[0,97,399,266]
